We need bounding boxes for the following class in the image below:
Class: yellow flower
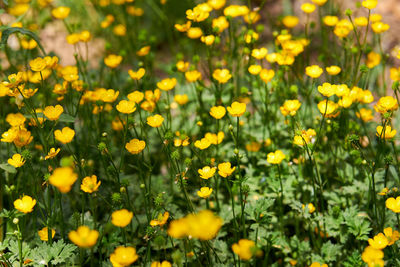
[8,153,25,168]
[113,24,127,36]
[151,261,172,267]
[212,69,232,84]
[282,16,299,28]
[356,108,374,122]
[174,94,189,105]
[127,91,144,104]
[370,13,382,22]
[248,65,262,75]
[186,6,210,22]
[311,0,327,6]
[383,227,400,245]
[361,246,384,267]
[293,129,316,146]
[334,19,353,38]
[323,15,339,26]
[309,263,328,267]
[14,129,33,148]
[49,167,78,193]
[208,0,225,10]
[14,195,36,213]
[243,11,261,24]
[116,100,136,114]
[200,35,215,46]
[174,21,192,32]
[251,48,268,60]
[157,78,177,91]
[302,203,316,213]
[326,65,341,75]
[198,166,216,179]
[197,187,213,198]
[51,6,70,19]
[355,16,368,27]
[223,5,249,17]
[45,147,61,160]
[150,212,169,227]
[80,175,101,193]
[367,51,381,68]
[218,162,236,178]
[128,68,145,80]
[112,209,134,228]
[104,54,123,68]
[371,21,390,34]
[110,246,139,267]
[301,3,316,13]
[187,27,203,39]
[280,99,301,116]
[54,127,75,144]
[374,96,398,113]
[185,70,202,82]
[232,239,256,260]
[369,233,388,250]
[6,113,26,127]
[259,69,275,83]
[29,57,47,72]
[305,65,323,78]
[210,106,226,119]
[212,16,229,33]
[194,138,211,150]
[246,141,261,152]
[267,150,286,164]
[38,227,56,241]
[317,100,339,117]
[362,0,378,9]
[176,61,190,72]
[205,132,224,145]
[386,197,400,213]
[68,226,99,248]
[376,125,396,139]
[147,114,164,128]
[125,139,146,154]
[227,101,246,117]
[391,67,400,81]
[43,105,64,121]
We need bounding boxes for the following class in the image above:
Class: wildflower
[305,65,323,78]
[185,70,202,82]
[301,3,316,13]
[198,166,216,179]
[326,65,341,75]
[29,57,47,72]
[356,108,374,122]
[246,141,261,152]
[205,132,224,145]
[68,226,99,248]
[223,5,249,17]
[369,233,389,249]
[14,195,36,213]
[112,209,134,228]
[110,246,139,266]
[49,167,78,193]
[8,153,25,168]
[212,69,232,84]
[323,15,339,26]
[232,239,256,260]
[378,187,389,196]
[197,187,213,198]
[212,16,229,33]
[125,139,146,154]
[43,105,64,121]
[128,68,145,80]
[391,67,400,81]
[54,127,75,144]
[227,101,246,117]
[282,16,299,28]
[374,96,398,113]
[147,114,164,128]
[376,125,396,139]
[355,16,369,27]
[312,0,327,6]
[334,19,353,38]
[116,100,136,114]
[104,54,123,68]
[208,0,225,10]
[175,21,191,32]
[317,100,339,117]
[137,46,151,56]
[251,48,268,60]
[386,197,400,213]
[248,65,262,75]
[218,162,236,178]
[361,246,384,267]
[267,150,286,164]
[176,61,190,72]
[157,78,177,91]
[151,261,172,267]
[150,212,169,227]
[186,6,210,22]
[372,21,390,34]
[80,175,101,193]
[367,52,381,68]
[280,100,301,116]
[187,27,203,39]
[51,6,70,19]
[194,138,211,150]
[14,129,33,147]
[38,227,56,241]
[259,69,275,83]
[302,203,316,213]
[210,106,226,119]
[200,35,215,46]
[113,24,127,36]
[383,227,400,245]
[362,0,378,9]
[310,263,328,267]
[6,113,26,127]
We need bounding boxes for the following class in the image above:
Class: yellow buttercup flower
[197,187,213,198]
[128,68,145,80]
[14,195,36,213]
[361,246,384,267]
[280,100,301,116]
[334,19,353,38]
[176,61,190,72]
[367,51,381,68]
[368,233,388,250]
[376,125,396,139]
[374,96,398,113]
[302,203,316,213]
[68,226,99,248]
[137,46,151,57]
[174,21,192,32]
[305,65,323,78]
[208,0,225,10]
[200,35,215,46]
[282,16,299,28]
[14,129,33,147]
[110,246,139,267]
[323,15,339,26]
[186,6,210,22]
[370,14,382,22]
[104,54,123,68]
[147,114,164,128]
[355,16,368,27]
[125,139,146,154]
[267,150,286,164]
[45,147,61,160]
[210,106,226,119]
[248,65,262,75]
[29,57,47,72]
[391,67,400,81]
[310,263,328,267]
[317,100,339,117]
[356,108,374,122]
[150,211,169,227]
[54,127,75,144]
[127,91,144,104]
[223,5,249,17]
[157,78,177,91]
[51,6,70,19]
[80,175,101,193]
[227,101,246,117]
[259,69,275,83]
[326,65,341,75]
[232,239,256,260]
[116,100,136,114]
[371,21,390,34]
[198,166,216,179]
[312,0,327,6]
[251,48,268,60]
[49,167,78,193]
[185,70,202,82]
[218,162,236,178]
[174,94,189,105]
[205,132,224,145]
[386,197,400,213]
[383,227,400,245]
[151,261,172,267]
[6,113,26,127]
[194,138,211,150]
[43,105,64,121]
[187,27,203,39]
[38,227,56,241]
[112,209,134,228]
[301,3,316,14]
[8,153,25,168]
[362,0,378,9]
[212,69,232,84]
[212,16,229,33]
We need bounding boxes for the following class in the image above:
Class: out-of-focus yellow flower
[318,100,339,117]
[227,101,246,117]
[8,153,25,168]
[80,175,101,193]
[212,16,229,33]
[312,0,327,6]
[310,263,328,267]
[318,83,335,97]
[367,51,381,68]
[248,65,262,75]
[116,100,136,114]
[323,15,339,26]
[232,239,257,260]
[174,21,191,32]
[326,65,341,75]
[356,108,374,122]
[243,11,261,24]
[174,94,189,105]
[186,5,210,22]
[14,129,33,147]
[38,227,55,241]
[68,226,99,248]
[151,261,172,267]
[371,21,390,34]
[355,16,369,27]
[150,212,169,227]
[252,48,268,60]
[51,6,70,19]
[280,100,301,116]
[386,197,400,213]
[200,35,215,45]
[125,139,146,154]
[128,68,145,80]
[293,129,316,146]
[362,0,378,9]
[301,3,316,14]
[370,13,382,22]
[187,27,203,39]
[113,24,127,36]
[334,19,353,38]
[376,125,396,139]
[205,132,224,145]
[218,162,236,177]
[176,61,190,72]
[110,246,138,266]
[198,166,216,179]
[267,150,286,164]
[305,65,323,78]
[302,203,316,213]
[157,78,177,91]
[259,69,275,83]
[45,147,60,160]
[104,54,123,68]
[14,195,36,214]
[197,187,213,198]
[185,70,202,82]
[49,167,78,193]
[208,0,225,10]
[43,105,64,121]
[147,114,164,128]
[391,67,400,81]
[223,5,249,17]
[112,209,133,228]
[282,16,299,28]
[127,91,144,103]
[137,46,151,56]
[361,246,384,267]
[54,127,75,144]
[212,69,232,84]
[374,96,398,113]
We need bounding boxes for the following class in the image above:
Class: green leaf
[0,163,17,173]
[58,113,76,123]
[321,241,342,263]
[1,27,46,55]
